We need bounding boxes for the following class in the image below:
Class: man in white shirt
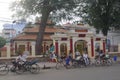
[75,56,81,60]
[83,52,89,65]
[16,51,29,62]
[75,50,80,58]
[11,51,29,72]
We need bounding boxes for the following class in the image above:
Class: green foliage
[10,0,80,21]
[76,0,120,36]
[0,37,6,48]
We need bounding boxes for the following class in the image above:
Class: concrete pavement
[0,63,120,80]
[37,57,120,69]
[38,62,56,69]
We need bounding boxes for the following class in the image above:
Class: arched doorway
[74,40,87,55]
[60,43,67,57]
[95,43,100,52]
[18,45,25,54]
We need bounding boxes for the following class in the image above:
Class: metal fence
[109,45,118,52]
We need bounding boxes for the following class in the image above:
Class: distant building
[2,28,16,41]
[0,32,2,36]
[2,21,26,41]
[107,30,120,52]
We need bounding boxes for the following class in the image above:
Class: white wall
[107,32,120,45]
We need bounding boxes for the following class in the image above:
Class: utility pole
[11,21,16,39]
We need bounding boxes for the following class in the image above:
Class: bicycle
[101,57,112,66]
[55,57,72,70]
[0,61,28,75]
[0,59,40,75]
[0,62,9,75]
[94,56,113,67]
[19,59,40,74]
[71,56,91,68]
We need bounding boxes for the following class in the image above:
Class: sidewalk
[38,57,120,69]
[38,62,56,69]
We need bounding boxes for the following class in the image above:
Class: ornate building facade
[0,21,106,59]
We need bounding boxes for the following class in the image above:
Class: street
[0,63,120,80]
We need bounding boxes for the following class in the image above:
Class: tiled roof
[63,23,85,28]
[24,27,66,33]
[14,34,52,41]
[14,23,67,41]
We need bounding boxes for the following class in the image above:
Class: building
[2,21,26,42]
[10,21,66,57]
[51,23,106,58]
[0,20,108,59]
[2,28,16,42]
[0,21,107,59]
[107,30,120,52]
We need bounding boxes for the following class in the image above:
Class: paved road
[0,63,120,80]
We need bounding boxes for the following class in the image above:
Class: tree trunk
[35,9,51,55]
[102,26,109,53]
[102,26,109,36]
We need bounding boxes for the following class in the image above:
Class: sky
[0,0,15,32]
[0,0,81,33]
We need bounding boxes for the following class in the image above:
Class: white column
[87,41,92,58]
[6,43,10,58]
[72,38,76,58]
[67,42,70,56]
[31,42,36,57]
[100,41,103,50]
[118,44,120,53]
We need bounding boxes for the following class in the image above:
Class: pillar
[87,41,91,58]
[55,40,58,54]
[100,41,103,51]
[118,44,120,53]
[91,37,94,57]
[103,40,106,53]
[6,43,10,58]
[10,42,15,55]
[70,37,73,53]
[44,42,46,53]
[27,42,30,51]
[15,42,17,53]
[31,42,36,57]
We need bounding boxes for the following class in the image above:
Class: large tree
[0,37,6,56]
[76,0,120,36]
[0,37,6,48]
[10,0,80,55]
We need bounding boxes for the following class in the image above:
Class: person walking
[75,49,80,58]
[51,51,57,62]
[83,51,89,65]
[68,50,73,60]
